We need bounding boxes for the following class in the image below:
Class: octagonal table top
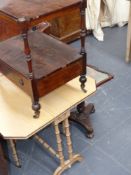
[0,74,96,139]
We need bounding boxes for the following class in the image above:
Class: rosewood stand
[0,0,87,119]
[0,0,94,136]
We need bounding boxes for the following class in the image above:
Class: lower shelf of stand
[0,75,96,139]
[0,31,83,97]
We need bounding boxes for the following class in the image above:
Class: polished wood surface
[0,75,96,139]
[48,5,81,42]
[0,0,81,41]
[0,0,87,118]
[0,32,82,79]
[0,0,81,19]
[0,31,83,97]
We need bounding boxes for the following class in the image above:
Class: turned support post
[79,0,87,92]
[8,140,21,168]
[63,118,73,160]
[19,18,41,118]
[54,123,65,166]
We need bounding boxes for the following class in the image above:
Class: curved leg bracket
[54,154,83,175]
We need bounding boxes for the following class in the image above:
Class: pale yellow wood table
[0,75,96,175]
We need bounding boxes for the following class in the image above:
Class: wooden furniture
[0,74,96,175]
[34,112,83,175]
[48,4,81,42]
[0,0,87,118]
[126,1,131,62]
[0,0,82,41]
[70,102,95,138]
[0,1,81,43]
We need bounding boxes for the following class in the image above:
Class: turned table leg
[63,118,82,162]
[63,118,73,160]
[69,0,95,139]
[54,112,83,175]
[8,140,21,167]
[54,123,65,167]
[33,111,83,175]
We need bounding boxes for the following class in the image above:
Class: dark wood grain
[0,0,86,117]
[48,4,81,42]
[0,0,81,19]
[0,0,81,41]
[0,31,83,97]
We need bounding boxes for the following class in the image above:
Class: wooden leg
[0,142,8,175]
[33,134,59,159]
[32,111,83,175]
[54,123,65,167]
[54,115,83,175]
[62,122,66,134]
[8,140,21,168]
[63,118,73,160]
[69,101,95,138]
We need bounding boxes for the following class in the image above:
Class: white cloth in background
[86,0,130,41]
[86,0,104,41]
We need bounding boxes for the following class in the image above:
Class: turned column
[79,0,87,93]
[18,17,41,118]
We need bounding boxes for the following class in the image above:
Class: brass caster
[81,86,87,93]
[79,75,87,93]
[33,111,40,119]
[32,102,41,118]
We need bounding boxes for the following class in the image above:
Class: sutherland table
[0,75,96,175]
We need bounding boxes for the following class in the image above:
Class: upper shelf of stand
[0,0,81,20]
[0,0,82,41]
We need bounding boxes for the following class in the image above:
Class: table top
[0,74,96,140]
[0,0,81,20]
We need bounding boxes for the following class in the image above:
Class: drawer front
[37,59,83,97]
[0,59,33,97]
